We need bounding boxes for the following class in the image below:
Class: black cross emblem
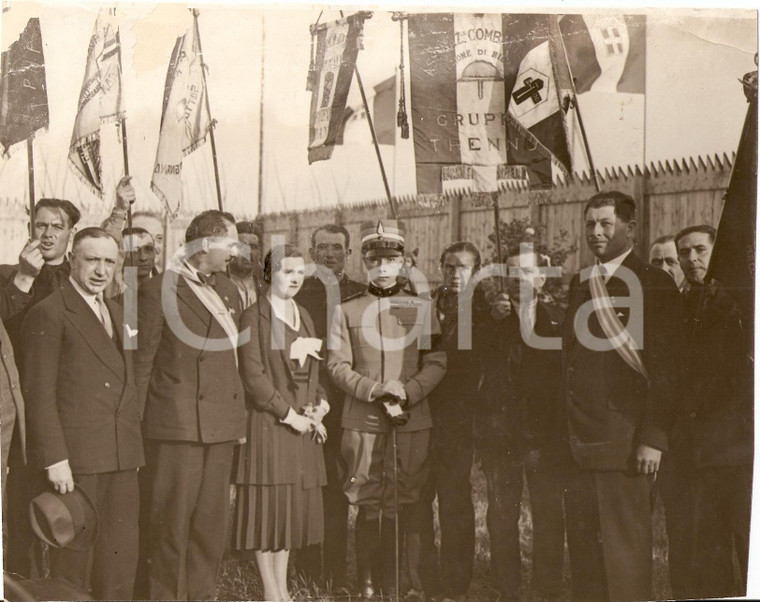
[512,77,544,105]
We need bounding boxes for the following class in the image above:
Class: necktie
[96,295,114,338]
[598,263,609,283]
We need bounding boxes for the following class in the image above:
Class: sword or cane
[392,426,400,602]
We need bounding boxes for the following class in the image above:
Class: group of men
[0,183,752,602]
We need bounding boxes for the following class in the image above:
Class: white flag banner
[151,25,211,217]
[68,12,125,197]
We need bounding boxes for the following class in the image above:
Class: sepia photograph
[0,2,756,601]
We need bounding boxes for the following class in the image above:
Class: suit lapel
[175,276,213,329]
[61,282,125,380]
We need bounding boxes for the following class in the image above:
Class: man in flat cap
[327,219,446,600]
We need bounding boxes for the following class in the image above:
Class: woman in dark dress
[234,245,329,601]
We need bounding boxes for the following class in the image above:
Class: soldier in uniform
[294,224,365,588]
[327,220,446,600]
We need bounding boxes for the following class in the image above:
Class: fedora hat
[29,485,99,552]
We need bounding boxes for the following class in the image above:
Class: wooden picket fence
[256,154,734,283]
[0,154,734,278]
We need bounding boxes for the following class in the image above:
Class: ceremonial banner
[409,13,507,193]
[503,14,572,188]
[0,18,49,155]
[151,25,211,216]
[408,13,570,193]
[68,13,125,197]
[705,72,757,338]
[560,14,646,94]
[307,13,367,164]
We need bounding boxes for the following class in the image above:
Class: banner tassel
[396,16,409,140]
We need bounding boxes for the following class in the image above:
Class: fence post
[632,167,650,256]
[449,194,461,242]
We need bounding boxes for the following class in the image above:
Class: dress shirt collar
[69,276,100,305]
[182,259,210,285]
[598,247,633,280]
[269,294,300,332]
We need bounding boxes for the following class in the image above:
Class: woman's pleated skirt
[234,482,323,552]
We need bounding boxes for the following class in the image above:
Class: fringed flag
[408,13,572,193]
[307,12,370,164]
[151,24,212,217]
[0,18,49,155]
[68,12,124,197]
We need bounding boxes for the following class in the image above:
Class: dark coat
[295,273,366,341]
[134,270,246,443]
[476,300,566,464]
[19,280,144,473]
[679,280,753,468]
[0,262,70,351]
[234,296,327,488]
[563,251,683,471]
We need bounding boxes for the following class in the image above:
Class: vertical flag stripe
[558,14,601,94]
[408,13,458,192]
[618,15,646,94]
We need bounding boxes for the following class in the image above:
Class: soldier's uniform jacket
[327,285,447,433]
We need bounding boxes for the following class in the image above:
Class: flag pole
[493,191,505,293]
[115,25,134,253]
[550,16,600,192]
[257,14,265,215]
[27,138,36,232]
[192,9,224,212]
[340,10,398,219]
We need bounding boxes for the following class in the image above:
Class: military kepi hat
[29,485,99,552]
[360,219,405,256]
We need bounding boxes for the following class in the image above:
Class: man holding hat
[20,227,144,600]
[327,219,447,600]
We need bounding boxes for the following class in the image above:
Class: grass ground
[218,461,671,601]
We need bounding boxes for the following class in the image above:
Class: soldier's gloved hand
[374,380,407,401]
[377,394,410,428]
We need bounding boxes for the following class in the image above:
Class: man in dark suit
[480,246,567,601]
[20,227,144,600]
[1,197,81,577]
[294,223,365,588]
[562,191,682,601]
[135,210,246,600]
[675,225,752,598]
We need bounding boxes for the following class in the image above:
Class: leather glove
[377,394,410,428]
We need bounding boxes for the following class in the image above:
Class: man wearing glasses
[327,220,446,600]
